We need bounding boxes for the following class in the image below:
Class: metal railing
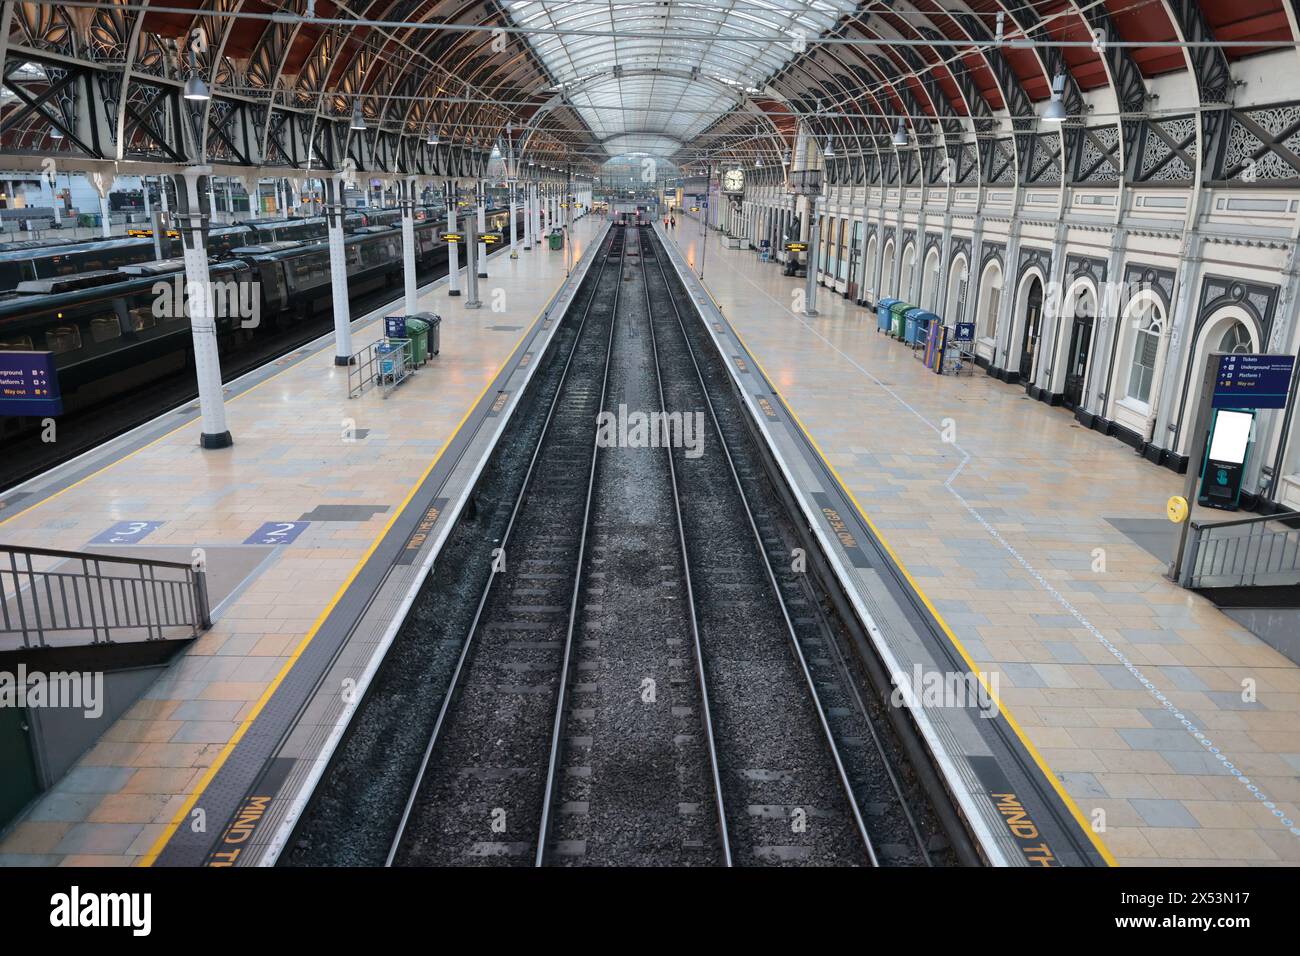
[347,338,415,399]
[0,546,210,649]
[1182,511,1300,589]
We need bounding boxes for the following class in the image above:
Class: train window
[0,335,34,350]
[130,306,157,331]
[89,313,123,343]
[45,324,82,353]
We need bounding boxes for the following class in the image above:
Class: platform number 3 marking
[91,521,164,545]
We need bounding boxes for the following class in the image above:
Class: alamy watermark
[890,663,1000,719]
[0,665,104,718]
[595,404,705,459]
[152,275,260,329]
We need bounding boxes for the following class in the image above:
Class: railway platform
[0,215,607,866]
[662,219,1300,867]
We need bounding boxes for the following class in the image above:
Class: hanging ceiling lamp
[892,119,908,147]
[183,74,210,101]
[427,127,439,146]
[350,98,367,131]
[1041,72,1068,123]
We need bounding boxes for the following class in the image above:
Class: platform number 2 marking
[244,521,310,546]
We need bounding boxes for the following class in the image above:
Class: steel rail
[533,227,628,866]
[642,229,879,866]
[634,226,734,867]
[384,227,622,867]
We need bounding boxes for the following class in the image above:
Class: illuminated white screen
[1208,410,1252,464]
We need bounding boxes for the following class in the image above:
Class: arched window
[1218,321,1253,354]
[1125,299,1164,405]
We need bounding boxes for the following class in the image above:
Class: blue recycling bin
[905,308,941,346]
[877,297,899,333]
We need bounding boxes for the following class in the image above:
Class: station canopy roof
[505,0,859,159]
[0,1,1292,175]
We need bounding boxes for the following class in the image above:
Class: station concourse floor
[663,219,1300,866]
[0,217,603,866]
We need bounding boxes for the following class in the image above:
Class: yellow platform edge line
[693,273,1118,868]
[136,294,560,866]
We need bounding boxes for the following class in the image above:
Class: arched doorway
[1178,311,1262,456]
[847,221,862,299]
[920,246,940,311]
[864,234,878,300]
[945,255,968,326]
[900,242,917,303]
[1018,275,1045,382]
[976,260,1003,348]
[1062,284,1098,409]
[881,239,896,300]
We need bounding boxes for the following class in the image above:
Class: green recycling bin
[549,228,564,251]
[404,316,429,366]
[889,300,915,339]
[410,311,441,356]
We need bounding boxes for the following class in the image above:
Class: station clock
[722,168,745,194]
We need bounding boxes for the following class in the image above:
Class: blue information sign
[954,322,975,343]
[0,351,62,416]
[244,521,310,546]
[1212,354,1295,409]
[384,315,407,339]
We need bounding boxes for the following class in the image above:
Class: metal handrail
[0,545,210,649]
[1183,510,1300,589]
[1189,510,1300,533]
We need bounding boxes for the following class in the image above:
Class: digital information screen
[0,350,63,417]
[1208,409,1253,465]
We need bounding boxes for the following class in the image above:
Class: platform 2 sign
[243,521,310,546]
[0,350,62,417]
[1212,353,1295,409]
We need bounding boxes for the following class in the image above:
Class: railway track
[371,226,941,868]
[287,224,956,867]
[385,227,627,866]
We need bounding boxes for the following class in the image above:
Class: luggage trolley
[945,321,977,376]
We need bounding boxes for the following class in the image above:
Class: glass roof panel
[506,0,857,157]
